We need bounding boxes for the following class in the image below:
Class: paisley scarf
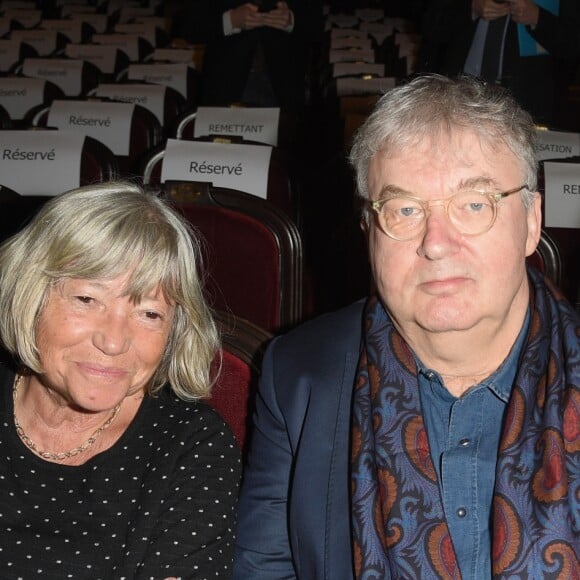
[351,269,579,578]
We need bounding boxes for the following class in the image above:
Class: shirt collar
[417,308,531,403]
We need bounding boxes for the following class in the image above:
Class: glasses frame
[367,184,529,241]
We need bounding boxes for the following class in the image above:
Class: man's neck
[403,302,529,397]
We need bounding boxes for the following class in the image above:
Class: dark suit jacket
[233,300,364,579]
[419,0,580,124]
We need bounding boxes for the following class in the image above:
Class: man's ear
[525,192,542,257]
[360,215,371,248]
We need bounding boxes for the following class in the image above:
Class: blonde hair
[0,182,219,401]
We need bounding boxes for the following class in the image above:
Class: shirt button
[459,438,470,446]
[457,507,467,518]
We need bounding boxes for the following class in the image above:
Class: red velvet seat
[209,310,271,453]
[161,180,304,333]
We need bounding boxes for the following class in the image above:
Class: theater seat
[31,100,163,177]
[209,310,272,453]
[160,180,304,333]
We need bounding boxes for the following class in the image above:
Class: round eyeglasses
[367,184,529,241]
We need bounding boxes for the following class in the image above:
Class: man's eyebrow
[376,184,414,198]
[455,176,500,190]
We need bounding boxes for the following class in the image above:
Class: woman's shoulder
[144,387,240,453]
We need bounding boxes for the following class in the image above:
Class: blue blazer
[233,301,365,579]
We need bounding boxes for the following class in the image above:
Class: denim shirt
[417,310,530,580]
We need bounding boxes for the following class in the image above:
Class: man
[233,75,579,579]
[419,0,580,125]
[173,0,321,110]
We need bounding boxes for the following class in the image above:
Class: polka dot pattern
[0,369,242,579]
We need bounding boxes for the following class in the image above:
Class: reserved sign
[92,33,143,62]
[0,77,45,120]
[22,58,84,96]
[65,43,119,74]
[69,13,108,33]
[336,76,395,96]
[47,99,133,155]
[194,107,280,146]
[543,161,580,228]
[333,62,384,77]
[41,19,84,43]
[329,48,375,63]
[152,47,195,64]
[535,129,580,161]
[3,9,41,28]
[161,139,273,199]
[330,28,368,39]
[10,30,58,56]
[94,83,166,124]
[0,39,23,72]
[330,36,372,50]
[114,22,158,46]
[128,63,192,97]
[0,130,84,195]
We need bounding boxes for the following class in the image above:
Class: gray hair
[349,74,538,208]
[0,182,219,401]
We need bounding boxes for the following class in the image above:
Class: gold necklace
[12,374,122,462]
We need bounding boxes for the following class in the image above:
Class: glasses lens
[448,191,495,235]
[381,196,425,239]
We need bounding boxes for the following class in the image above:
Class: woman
[0,183,241,579]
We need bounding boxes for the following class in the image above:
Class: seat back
[32,99,162,176]
[0,193,49,243]
[163,180,303,333]
[0,77,64,127]
[122,62,201,105]
[209,310,271,453]
[141,138,297,220]
[91,82,187,138]
[538,159,580,310]
[173,106,298,150]
[21,58,101,97]
[0,130,118,198]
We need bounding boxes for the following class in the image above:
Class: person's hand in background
[508,0,540,26]
[472,0,511,20]
[260,1,293,30]
[230,3,264,30]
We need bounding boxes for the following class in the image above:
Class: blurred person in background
[173,0,323,111]
[419,0,580,125]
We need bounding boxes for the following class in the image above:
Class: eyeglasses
[367,184,529,241]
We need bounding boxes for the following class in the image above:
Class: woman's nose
[92,311,131,355]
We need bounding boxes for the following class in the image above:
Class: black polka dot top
[0,365,242,579]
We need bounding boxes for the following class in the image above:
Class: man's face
[365,130,541,343]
